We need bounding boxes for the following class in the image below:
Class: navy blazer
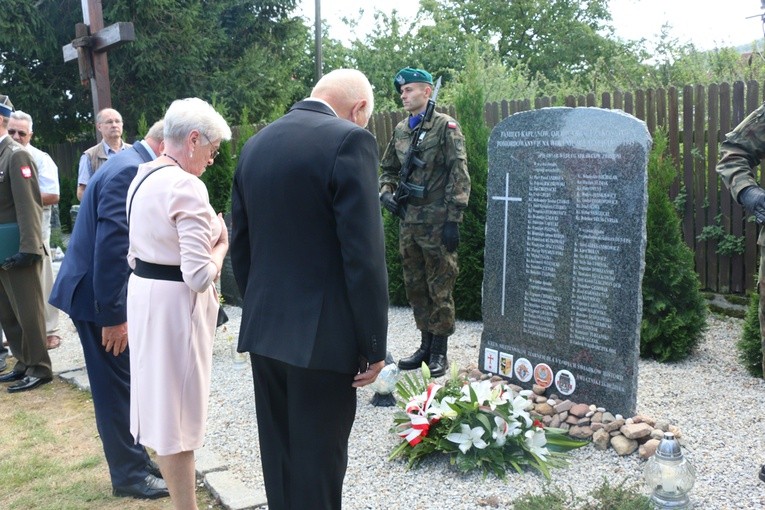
[50,143,154,326]
[231,100,389,374]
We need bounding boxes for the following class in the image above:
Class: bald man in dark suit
[231,69,389,510]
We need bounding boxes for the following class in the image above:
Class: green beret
[394,67,434,93]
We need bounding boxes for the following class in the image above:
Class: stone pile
[467,369,681,460]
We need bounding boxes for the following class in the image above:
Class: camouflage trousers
[759,253,765,375]
[399,222,459,336]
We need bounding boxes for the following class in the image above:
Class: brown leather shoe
[46,335,61,350]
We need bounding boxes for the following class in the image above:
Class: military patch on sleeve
[20,166,32,179]
[447,121,457,129]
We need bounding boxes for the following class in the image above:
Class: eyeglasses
[200,132,220,160]
[8,129,29,137]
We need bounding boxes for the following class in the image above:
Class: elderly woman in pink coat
[126,97,231,510]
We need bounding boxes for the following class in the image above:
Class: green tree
[0,0,90,143]
[0,0,310,143]
[640,129,707,362]
[452,46,489,321]
[418,0,616,87]
[738,291,763,378]
[343,9,420,112]
[201,140,235,215]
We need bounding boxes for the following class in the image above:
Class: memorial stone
[479,107,650,416]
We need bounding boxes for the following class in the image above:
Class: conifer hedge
[738,291,763,377]
[639,130,708,361]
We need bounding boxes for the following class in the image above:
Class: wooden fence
[365,81,762,295]
[45,80,765,293]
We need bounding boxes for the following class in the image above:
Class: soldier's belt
[408,186,446,206]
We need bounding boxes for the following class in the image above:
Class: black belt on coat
[133,258,183,282]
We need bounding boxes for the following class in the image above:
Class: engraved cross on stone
[62,0,135,129]
[491,172,523,316]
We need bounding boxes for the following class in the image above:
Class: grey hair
[10,110,33,132]
[162,98,231,146]
[145,119,164,141]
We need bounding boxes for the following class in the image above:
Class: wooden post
[62,0,135,139]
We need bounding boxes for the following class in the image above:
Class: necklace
[162,153,184,170]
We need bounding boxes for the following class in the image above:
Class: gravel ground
[47,302,765,509]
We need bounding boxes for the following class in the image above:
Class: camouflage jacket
[379,111,470,224]
[717,102,765,245]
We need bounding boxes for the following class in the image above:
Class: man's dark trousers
[72,320,149,486]
[251,354,357,510]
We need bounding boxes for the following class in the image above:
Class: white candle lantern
[644,432,696,509]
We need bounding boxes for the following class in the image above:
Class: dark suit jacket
[50,142,155,325]
[231,100,388,374]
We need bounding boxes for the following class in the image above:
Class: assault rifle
[392,76,442,219]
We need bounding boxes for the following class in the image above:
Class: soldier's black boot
[398,331,432,370]
[428,335,449,378]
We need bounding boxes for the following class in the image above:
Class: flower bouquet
[389,363,588,479]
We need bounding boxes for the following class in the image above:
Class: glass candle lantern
[644,432,696,509]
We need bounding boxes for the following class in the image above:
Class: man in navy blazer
[231,69,389,509]
[49,121,168,499]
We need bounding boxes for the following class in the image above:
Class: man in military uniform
[717,103,765,483]
[717,105,765,368]
[0,95,52,392]
[8,110,61,350]
[379,67,470,377]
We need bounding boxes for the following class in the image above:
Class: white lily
[461,380,508,410]
[492,416,509,446]
[446,423,488,454]
[433,395,458,419]
[524,427,549,462]
[509,393,533,427]
[474,380,494,405]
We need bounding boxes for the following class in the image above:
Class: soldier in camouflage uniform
[379,67,470,377]
[716,102,765,483]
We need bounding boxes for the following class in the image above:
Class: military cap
[0,95,12,118]
[394,67,434,93]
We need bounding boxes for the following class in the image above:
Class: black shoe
[398,331,432,371]
[147,459,163,479]
[113,474,169,499]
[428,335,449,378]
[0,370,25,383]
[759,464,765,482]
[7,375,52,393]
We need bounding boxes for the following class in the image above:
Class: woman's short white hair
[163,98,231,146]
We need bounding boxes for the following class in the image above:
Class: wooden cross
[62,0,134,126]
